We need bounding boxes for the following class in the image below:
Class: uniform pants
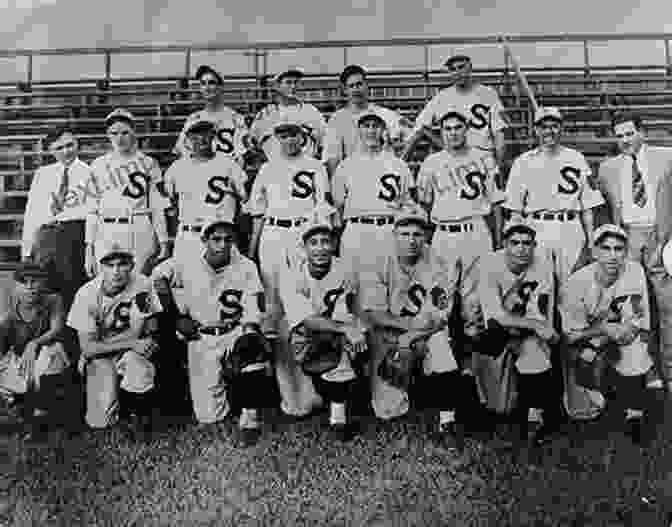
[340,222,395,278]
[513,370,564,438]
[431,217,493,276]
[529,217,585,283]
[94,216,158,276]
[0,343,70,396]
[173,228,203,269]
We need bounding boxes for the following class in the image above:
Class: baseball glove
[221,332,273,384]
[291,328,344,376]
[377,333,428,391]
[573,340,621,391]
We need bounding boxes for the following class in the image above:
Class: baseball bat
[501,39,540,114]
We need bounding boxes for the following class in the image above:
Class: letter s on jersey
[378,173,401,202]
[219,289,244,322]
[122,172,149,199]
[204,175,232,205]
[322,287,345,319]
[111,301,132,333]
[469,104,490,130]
[215,128,235,155]
[400,284,427,317]
[558,166,580,195]
[459,171,486,200]
[291,171,315,199]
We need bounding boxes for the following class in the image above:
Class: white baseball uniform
[152,246,264,424]
[413,84,508,153]
[504,146,604,282]
[164,155,248,267]
[173,107,249,164]
[250,102,327,160]
[67,273,162,428]
[88,152,171,274]
[333,150,413,276]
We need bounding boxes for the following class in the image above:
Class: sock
[329,402,347,426]
[439,410,455,426]
[239,408,259,429]
[528,408,543,423]
[626,408,644,421]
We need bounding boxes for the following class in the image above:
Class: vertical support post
[184,47,192,78]
[583,39,591,87]
[423,45,430,101]
[664,39,671,88]
[26,54,33,86]
[343,47,348,68]
[104,51,111,82]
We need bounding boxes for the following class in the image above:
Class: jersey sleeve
[331,160,349,209]
[558,274,591,333]
[415,158,436,208]
[397,159,414,204]
[359,261,390,313]
[240,262,264,326]
[85,160,104,244]
[173,113,197,157]
[477,257,506,324]
[628,263,651,332]
[229,160,250,203]
[278,266,316,332]
[412,96,437,135]
[323,113,345,163]
[484,155,506,204]
[151,257,183,290]
[233,112,250,162]
[67,286,98,335]
[489,92,509,133]
[313,162,330,206]
[503,156,527,212]
[250,108,273,147]
[148,158,170,244]
[245,165,268,217]
[577,155,604,210]
[308,105,327,147]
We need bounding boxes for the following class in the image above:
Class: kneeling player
[152,214,273,446]
[68,242,163,438]
[360,205,469,450]
[278,212,367,440]
[561,225,656,446]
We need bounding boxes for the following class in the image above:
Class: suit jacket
[597,145,672,270]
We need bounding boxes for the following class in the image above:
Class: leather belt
[199,324,237,336]
[50,219,84,226]
[530,211,577,221]
[102,217,130,224]
[266,217,307,228]
[348,215,394,226]
[435,222,474,233]
[181,224,203,233]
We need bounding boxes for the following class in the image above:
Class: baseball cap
[443,54,472,68]
[13,260,52,283]
[105,108,135,128]
[394,202,429,228]
[533,106,563,126]
[195,64,224,85]
[340,64,367,85]
[593,224,628,246]
[273,67,304,84]
[273,116,304,135]
[99,240,134,264]
[201,210,237,239]
[184,120,216,135]
[438,107,469,125]
[502,216,536,239]
[357,110,387,128]
[301,204,339,242]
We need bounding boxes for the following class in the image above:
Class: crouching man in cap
[0,261,72,438]
[561,225,657,446]
[278,206,368,441]
[152,213,274,446]
[359,204,471,450]
[68,240,163,439]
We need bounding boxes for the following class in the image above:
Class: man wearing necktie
[596,112,672,391]
[22,126,94,311]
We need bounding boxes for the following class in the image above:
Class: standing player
[87,109,171,277]
[152,213,273,446]
[68,241,163,436]
[247,118,330,417]
[403,54,508,168]
[323,64,409,178]
[249,68,327,160]
[503,107,604,283]
[360,205,469,450]
[333,111,413,277]
[173,65,249,165]
[278,213,367,440]
[164,120,248,265]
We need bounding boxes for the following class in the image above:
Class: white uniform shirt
[620,146,657,226]
[164,155,248,226]
[415,147,504,222]
[247,155,329,219]
[332,151,412,219]
[504,146,604,213]
[21,158,93,257]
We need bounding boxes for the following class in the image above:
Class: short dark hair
[503,225,536,241]
[595,232,628,247]
[45,125,75,146]
[340,64,367,85]
[195,65,224,85]
[612,112,642,131]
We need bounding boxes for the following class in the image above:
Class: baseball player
[403,54,508,167]
[278,212,367,440]
[474,218,565,448]
[503,107,604,283]
[324,64,409,178]
[333,111,413,278]
[68,240,163,438]
[561,225,655,444]
[152,213,273,446]
[173,65,249,164]
[359,204,469,450]
[247,117,330,416]
[0,261,71,439]
[87,109,171,277]
[164,120,248,266]
[249,68,327,160]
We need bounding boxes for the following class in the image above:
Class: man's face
[535,119,562,148]
[204,225,235,265]
[358,118,385,149]
[505,232,536,268]
[344,73,368,105]
[49,132,78,165]
[614,121,644,156]
[199,72,222,102]
[15,275,48,304]
[594,235,627,276]
[101,258,133,291]
[304,231,334,267]
[440,117,468,151]
[186,130,215,158]
[276,128,303,156]
[276,75,301,99]
[394,223,426,260]
[447,59,472,87]
[107,121,135,153]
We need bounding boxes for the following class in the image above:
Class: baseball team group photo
[2,19,672,525]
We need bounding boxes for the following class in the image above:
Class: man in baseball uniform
[403,54,508,168]
[164,120,248,266]
[250,68,327,160]
[173,65,249,165]
[360,204,468,450]
[68,240,163,438]
[503,107,604,283]
[152,213,273,446]
[333,111,413,278]
[87,109,171,277]
[475,218,565,448]
[278,212,368,440]
[323,64,409,178]
[561,225,655,445]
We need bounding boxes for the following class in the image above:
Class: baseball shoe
[329,423,357,442]
[435,421,465,452]
[624,417,647,446]
[238,427,262,447]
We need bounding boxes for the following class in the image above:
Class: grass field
[1,391,672,527]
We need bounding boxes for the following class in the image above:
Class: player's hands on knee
[604,322,638,346]
[18,340,39,379]
[534,322,559,344]
[343,325,367,355]
[397,330,422,352]
[133,338,159,359]
[77,355,88,375]
[85,244,97,277]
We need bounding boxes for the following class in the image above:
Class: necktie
[631,154,647,208]
[51,165,69,216]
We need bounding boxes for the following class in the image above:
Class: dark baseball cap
[184,120,216,135]
[195,65,224,85]
[443,54,472,68]
[340,64,367,85]
[273,68,304,83]
[357,110,386,128]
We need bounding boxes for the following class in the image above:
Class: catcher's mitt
[221,332,273,384]
[377,334,428,391]
[573,340,620,391]
[291,328,343,376]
